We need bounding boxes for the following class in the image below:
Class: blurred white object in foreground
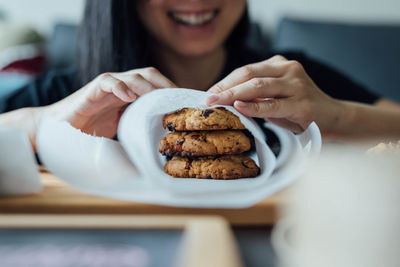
[367,140,400,155]
[273,145,400,267]
[0,126,42,196]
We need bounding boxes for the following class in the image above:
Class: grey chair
[274,17,400,102]
[47,23,78,69]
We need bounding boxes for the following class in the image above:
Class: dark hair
[77,0,250,87]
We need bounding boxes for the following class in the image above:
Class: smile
[168,10,219,27]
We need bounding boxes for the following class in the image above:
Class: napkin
[118,89,276,195]
[37,89,321,208]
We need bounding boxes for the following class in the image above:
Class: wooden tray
[0,172,290,225]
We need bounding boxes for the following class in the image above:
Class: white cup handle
[271,217,299,267]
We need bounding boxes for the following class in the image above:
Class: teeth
[171,11,216,26]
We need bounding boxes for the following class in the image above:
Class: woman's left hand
[206,55,342,136]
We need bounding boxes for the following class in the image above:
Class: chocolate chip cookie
[162,107,245,131]
[159,131,252,157]
[164,155,260,179]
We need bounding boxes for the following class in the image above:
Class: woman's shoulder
[0,67,78,113]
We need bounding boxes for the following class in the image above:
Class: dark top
[0,49,379,113]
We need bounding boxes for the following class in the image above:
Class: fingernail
[207,94,220,105]
[234,100,248,107]
[127,90,136,100]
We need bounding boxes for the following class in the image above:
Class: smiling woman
[135,0,246,90]
[77,0,249,91]
[0,0,400,150]
[136,0,245,56]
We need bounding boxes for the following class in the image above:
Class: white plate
[86,122,320,208]
[37,89,321,208]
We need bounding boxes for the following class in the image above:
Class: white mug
[273,146,400,267]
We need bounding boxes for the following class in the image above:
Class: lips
[168,10,219,27]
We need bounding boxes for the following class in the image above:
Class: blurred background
[1,0,400,100]
[0,2,399,266]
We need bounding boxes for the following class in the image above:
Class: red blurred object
[1,55,46,76]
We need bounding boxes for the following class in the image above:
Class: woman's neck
[154,45,226,91]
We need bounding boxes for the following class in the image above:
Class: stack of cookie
[159,107,260,180]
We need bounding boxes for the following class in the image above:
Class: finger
[266,54,288,63]
[129,67,177,89]
[233,99,290,119]
[206,78,289,106]
[119,73,158,96]
[251,98,266,103]
[208,57,288,94]
[98,74,137,102]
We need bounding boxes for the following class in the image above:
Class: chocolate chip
[242,161,250,168]
[191,135,201,140]
[202,109,214,118]
[185,160,192,170]
[166,122,175,131]
[176,139,184,145]
[175,139,184,152]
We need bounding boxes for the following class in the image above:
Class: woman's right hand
[48,67,176,139]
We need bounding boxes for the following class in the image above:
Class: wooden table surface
[0,171,290,225]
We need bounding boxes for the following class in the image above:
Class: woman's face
[137,0,247,57]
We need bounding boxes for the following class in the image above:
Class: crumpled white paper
[118,89,276,195]
[0,126,42,196]
[37,88,321,208]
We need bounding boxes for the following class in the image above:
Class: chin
[172,43,221,58]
